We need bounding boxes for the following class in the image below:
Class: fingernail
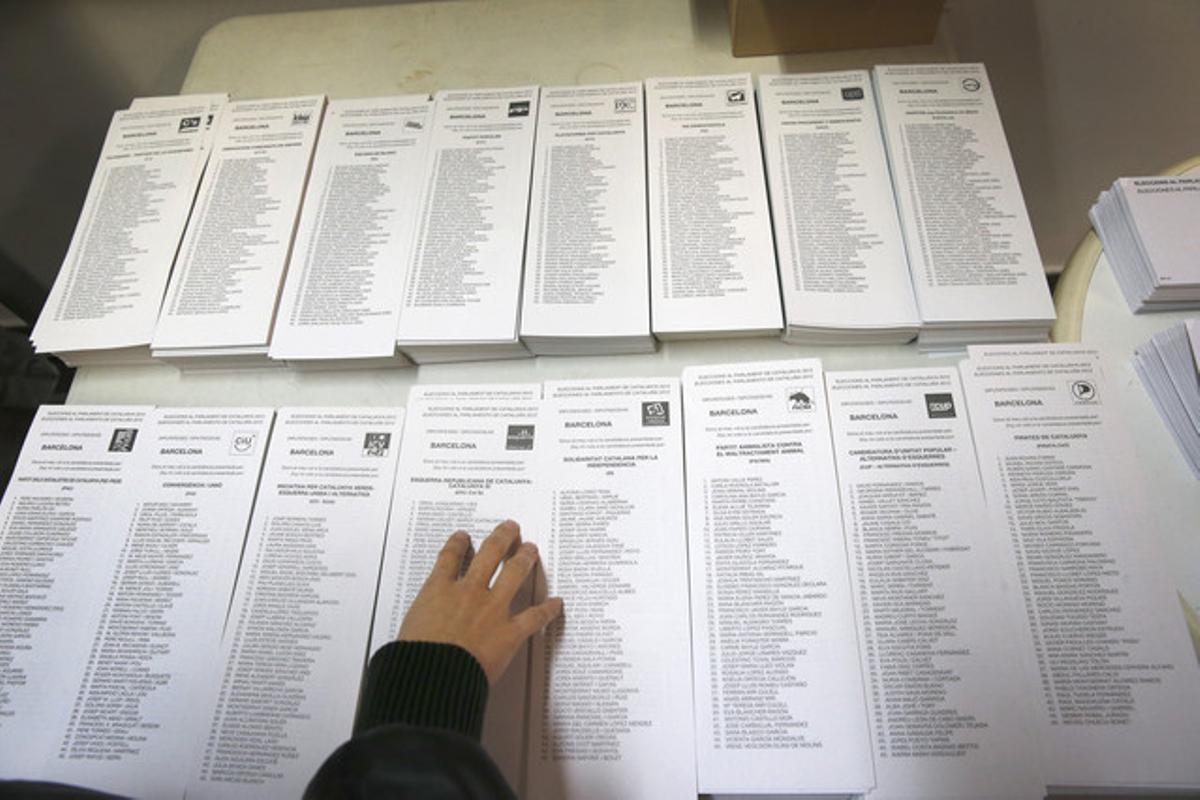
[525,542,538,555]
[500,519,519,532]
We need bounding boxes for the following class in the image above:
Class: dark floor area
[0,327,73,494]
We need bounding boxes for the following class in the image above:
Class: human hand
[398,519,564,685]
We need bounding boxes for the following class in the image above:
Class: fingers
[492,541,539,602]
[511,597,564,640]
[427,531,472,584]
[463,520,521,587]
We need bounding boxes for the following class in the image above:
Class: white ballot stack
[32,95,226,366]
[152,95,326,367]
[1090,176,1200,312]
[872,64,1055,349]
[396,86,539,363]
[1134,319,1200,477]
[645,74,783,339]
[520,83,655,355]
[269,95,434,367]
[758,72,919,344]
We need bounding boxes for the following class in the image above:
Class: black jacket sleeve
[304,641,516,800]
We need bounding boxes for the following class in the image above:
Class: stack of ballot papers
[30,94,227,366]
[1134,319,1200,477]
[395,87,539,363]
[758,71,919,344]
[1090,176,1200,313]
[872,64,1056,349]
[268,95,434,368]
[518,83,655,355]
[2,348,1200,798]
[151,95,327,368]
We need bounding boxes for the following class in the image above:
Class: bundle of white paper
[526,378,697,799]
[758,72,919,344]
[1134,319,1200,477]
[826,368,1043,800]
[152,95,327,368]
[269,95,434,367]
[873,64,1055,349]
[645,74,783,339]
[31,95,225,366]
[371,385,544,793]
[960,345,1200,793]
[519,83,655,356]
[681,360,874,795]
[395,86,539,363]
[188,407,405,799]
[1090,177,1200,312]
[0,406,273,798]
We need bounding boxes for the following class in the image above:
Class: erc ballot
[520,83,654,356]
[872,64,1055,349]
[189,407,404,799]
[396,86,539,363]
[269,95,434,366]
[0,406,273,798]
[960,346,1200,793]
[825,369,1042,800]
[152,95,326,367]
[681,360,873,796]
[757,72,919,345]
[32,96,223,366]
[646,74,783,339]
[370,384,543,793]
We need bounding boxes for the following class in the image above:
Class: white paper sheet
[188,407,404,798]
[33,100,217,355]
[758,72,918,342]
[645,74,782,338]
[524,379,696,799]
[825,368,1042,800]
[681,361,874,795]
[269,95,433,361]
[46,408,274,797]
[961,345,1200,791]
[872,64,1054,340]
[153,95,326,353]
[0,406,154,780]
[519,83,651,351]
[395,86,539,353]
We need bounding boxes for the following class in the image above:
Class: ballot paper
[680,361,873,795]
[0,406,154,782]
[47,408,274,797]
[526,379,696,800]
[269,95,434,365]
[825,369,1042,800]
[32,98,220,364]
[152,95,326,366]
[1090,177,1200,312]
[872,64,1055,349]
[758,72,918,344]
[370,388,544,793]
[189,407,404,799]
[519,83,654,356]
[1134,320,1200,477]
[396,86,539,363]
[645,74,783,339]
[960,345,1200,792]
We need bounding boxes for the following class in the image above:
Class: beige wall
[2,0,1197,296]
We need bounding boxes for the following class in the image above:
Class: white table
[66,0,1199,614]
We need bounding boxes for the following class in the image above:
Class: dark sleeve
[304,641,515,800]
[353,641,489,738]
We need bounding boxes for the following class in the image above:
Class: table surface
[66,0,1199,609]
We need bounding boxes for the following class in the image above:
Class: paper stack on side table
[1090,176,1200,313]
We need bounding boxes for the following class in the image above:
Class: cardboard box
[727,0,944,56]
